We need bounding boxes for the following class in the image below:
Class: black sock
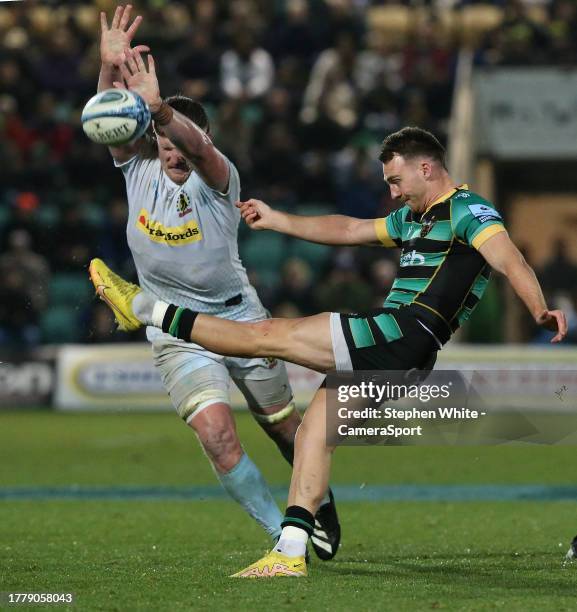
[161,305,199,341]
[281,505,314,537]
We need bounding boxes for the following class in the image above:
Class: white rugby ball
[81,88,151,146]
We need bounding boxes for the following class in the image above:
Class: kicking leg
[90,258,336,372]
[173,311,336,372]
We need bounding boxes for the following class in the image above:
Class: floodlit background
[1,1,577,609]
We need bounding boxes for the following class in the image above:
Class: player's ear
[421,160,433,180]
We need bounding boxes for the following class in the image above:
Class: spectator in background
[300,31,362,149]
[220,30,274,101]
[0,57,35,115]
[252,121,302,201]
[53,205,94,272]
[96,198,133,277]
[83,301,136,344]
[175,29,220,103]
[0,230,50,348]
[369,257,397,308]
[315,248,373,314]
[335,146,384,219]
[0,269,39,348]
[33,26,86,97]
[539,238,577,302]
[2,192,43,253]
[478,0,550,66]
[298,151,337,204]
[273,257,316,316]
[547,0,577,65]
[265,0,319,65]
[211,99,254,176]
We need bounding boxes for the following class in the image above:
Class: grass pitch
[1,411,576,611]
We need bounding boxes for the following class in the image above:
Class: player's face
[156,131,193,185]
[382,154,428,212]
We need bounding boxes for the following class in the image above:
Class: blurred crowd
[1,0,576,347]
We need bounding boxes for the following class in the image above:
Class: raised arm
[236,199,383,246]
[98,5,149,163]
[116,49,229,193]
[478,231,567,343]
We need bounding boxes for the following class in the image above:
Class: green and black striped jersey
[374,185,506,342]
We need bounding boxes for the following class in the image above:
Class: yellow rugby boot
[89,258,142,331]
[230,550,307,578]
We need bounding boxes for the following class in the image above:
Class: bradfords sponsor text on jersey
[137,208,203,246]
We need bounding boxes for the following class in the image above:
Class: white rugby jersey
[115,154,267,341]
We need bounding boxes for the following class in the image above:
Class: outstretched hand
[114,48,162,112]
[536,309,567,343]
[236,199,274,231]
[100,4,149,66]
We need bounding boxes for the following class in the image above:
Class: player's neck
[421,177,458,213]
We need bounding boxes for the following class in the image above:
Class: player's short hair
[164,95,210,134]
[379,127,446,168]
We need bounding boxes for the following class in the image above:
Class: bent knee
[188,403,242,469]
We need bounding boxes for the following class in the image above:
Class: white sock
[274,525,308,558]
[132,292,168,327]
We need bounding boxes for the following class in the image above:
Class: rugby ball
[81,88,151,146]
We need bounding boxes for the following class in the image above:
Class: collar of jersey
[423,183,469,213]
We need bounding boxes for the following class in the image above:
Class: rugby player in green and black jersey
[91,127,567,577]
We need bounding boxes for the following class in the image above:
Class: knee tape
[168,364,230,422]
[251,400,296,425]
[182,389,230,423]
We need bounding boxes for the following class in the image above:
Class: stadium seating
[239,232,287,274]
[40,305,81,343]
[49,273,94,308]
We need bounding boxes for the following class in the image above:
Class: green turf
[1,411,577,610]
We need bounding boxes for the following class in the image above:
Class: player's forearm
[504,260,548,322]
[153,108,211,161]
[270,212,358,245]
[98,63,120,92]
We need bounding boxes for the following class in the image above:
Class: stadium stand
[0,0,576,344]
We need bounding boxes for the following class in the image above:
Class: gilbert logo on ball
[81,89,151,146]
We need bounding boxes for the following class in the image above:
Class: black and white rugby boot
[311,488,341,560]
[565,534,577,562]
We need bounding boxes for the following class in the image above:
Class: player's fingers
[548,311,567,342]
[112,80,126,89]
[100,11,108,32]
[119,62,132,81]
[119,4,132,30]
[126,15,143,39]
[111,5,123,29]
[133,48,146,72]
[551,330,565,343]
[132,45,150,56]
[147,54,156,76]
[125,50,139,74]
[555,310,568,335]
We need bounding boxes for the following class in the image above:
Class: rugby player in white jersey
[93,5,340,557]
